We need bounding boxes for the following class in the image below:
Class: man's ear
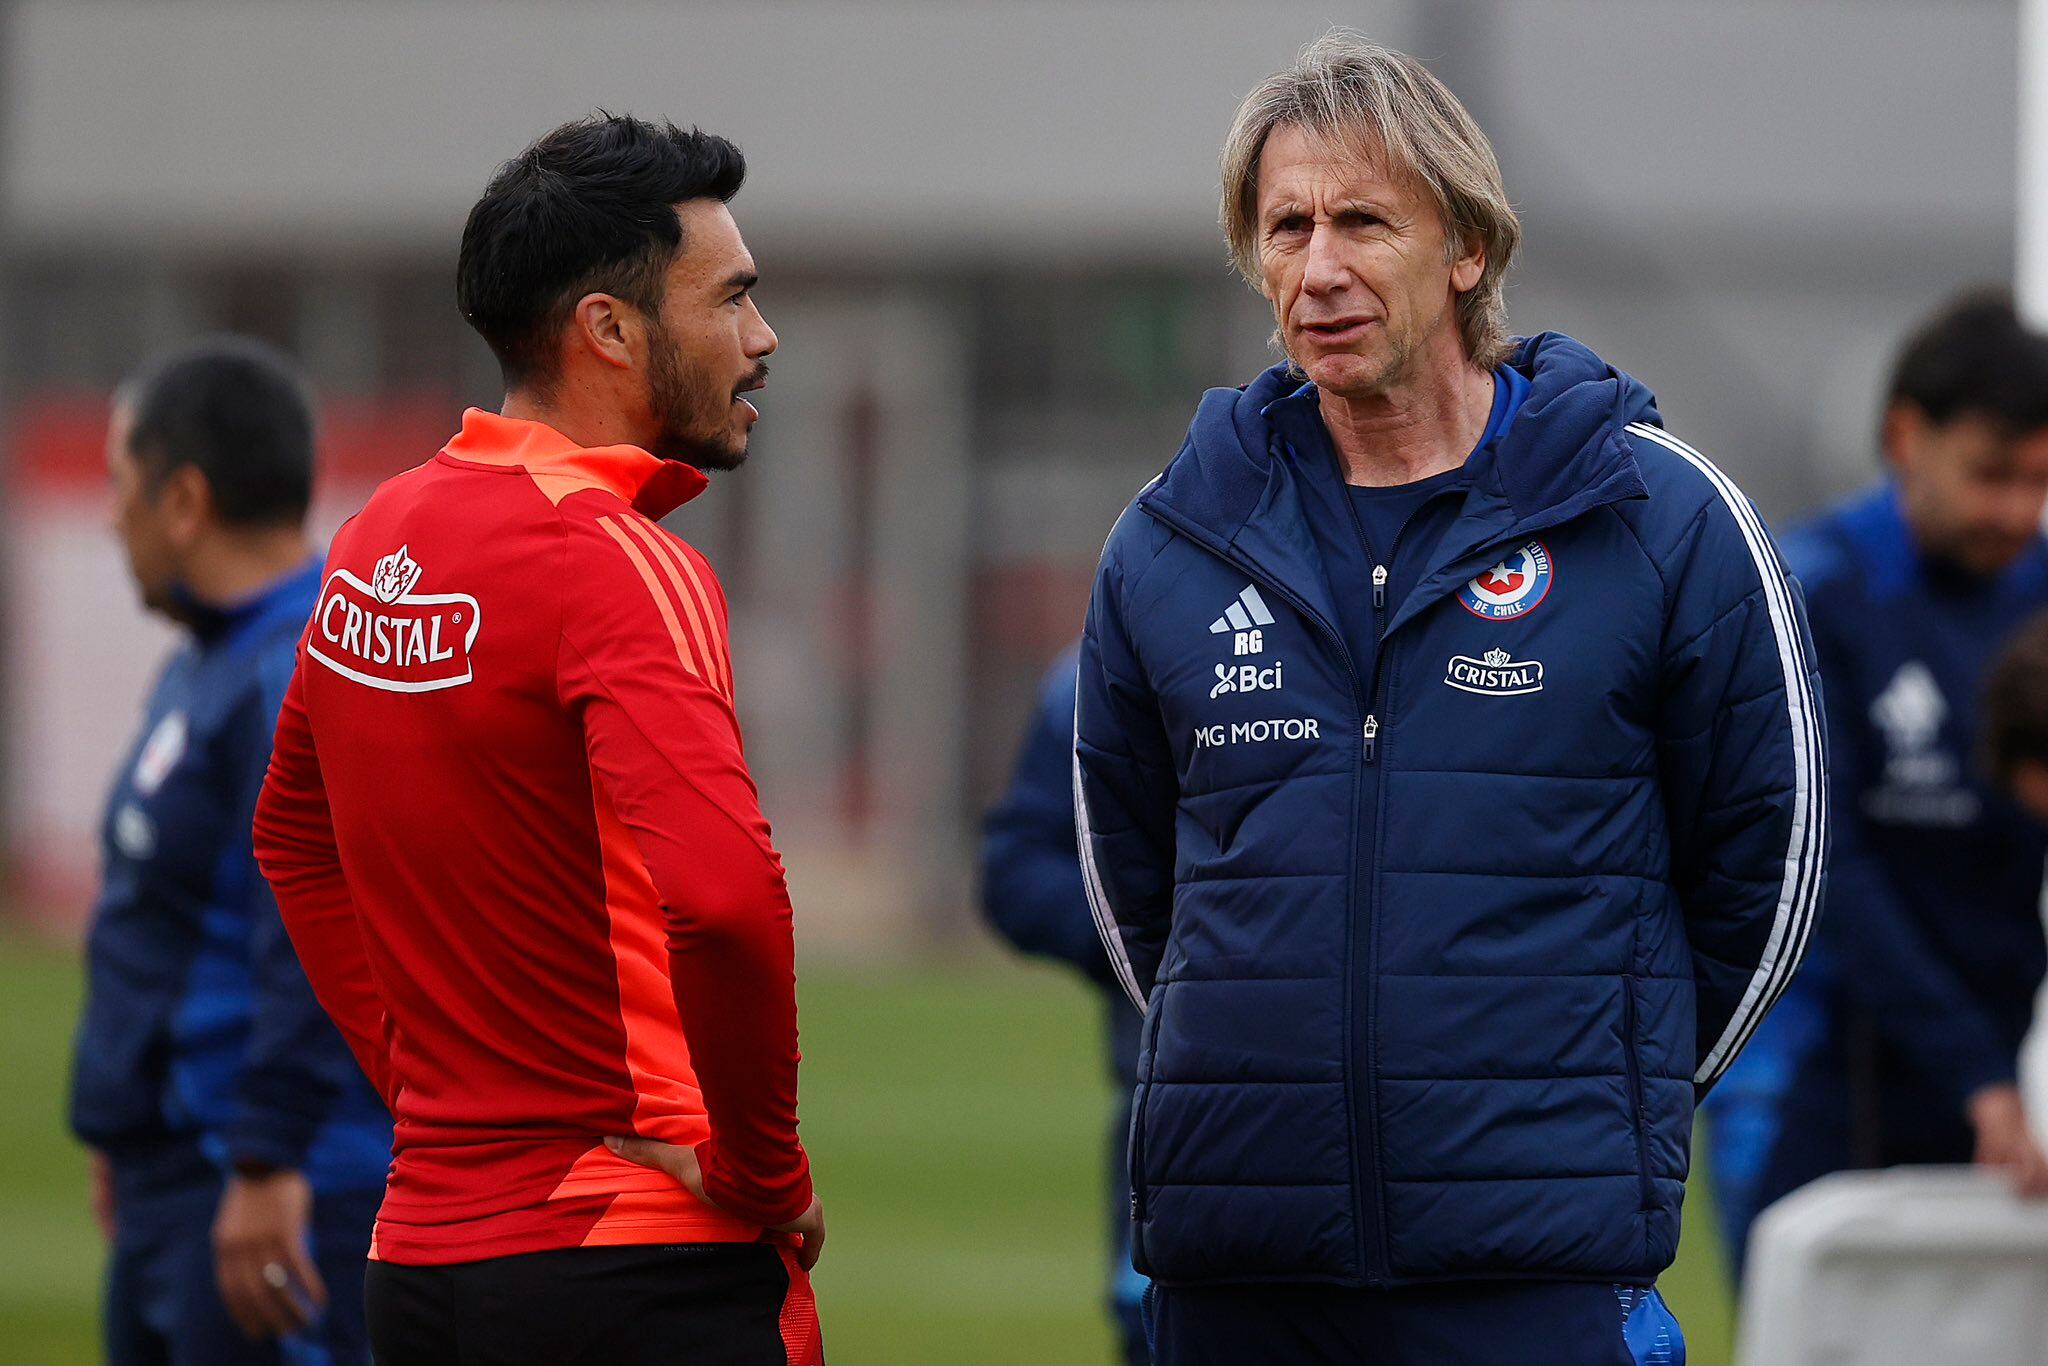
[569,293,635,371]
[157,464,214,549]
[1450,233,1486,295]
[1882,400,1926,474]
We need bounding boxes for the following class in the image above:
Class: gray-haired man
[1074,32,1820,1364]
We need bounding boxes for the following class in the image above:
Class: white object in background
[2018,0,2048,1183]
[2022,0,2048,324]
[1737,1168,2048,1366]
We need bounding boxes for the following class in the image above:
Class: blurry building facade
[0,0,2023,944]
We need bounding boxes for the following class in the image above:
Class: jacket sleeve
[1655,476,1828,1095]
[1805,605,2016,1107]
[252,643,400,1110]
[1073,521,1179,1010]
[980,648,1114,986]
[555,509,811,1229]
[227,643,388,1167]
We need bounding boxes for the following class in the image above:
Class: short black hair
[120,336,315,529]
[457,113,746,391]
[1887,291,2048,432]
[1982,610,2048,786]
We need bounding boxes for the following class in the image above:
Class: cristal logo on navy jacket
[1458,540,1553,620]
[307,545,481,693]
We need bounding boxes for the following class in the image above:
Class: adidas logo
[1210,585,1275,656]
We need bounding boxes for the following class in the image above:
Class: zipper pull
[1372,564,1388,610]
[1362,714,1379,764]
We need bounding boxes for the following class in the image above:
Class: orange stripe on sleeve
[595,515,705,680]
[614,515,727,702]
[652,528,736,698]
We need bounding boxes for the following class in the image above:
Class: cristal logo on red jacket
[306,545,481,693]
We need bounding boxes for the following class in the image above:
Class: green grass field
[0,931,1735,1364]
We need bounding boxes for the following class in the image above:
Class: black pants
[366,1243,819,1366]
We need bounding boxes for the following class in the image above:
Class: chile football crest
[1457,541,1553,620]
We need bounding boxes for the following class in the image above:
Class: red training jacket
[253,408,812,1265]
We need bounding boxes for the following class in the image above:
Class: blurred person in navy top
[69,338,390,1365]
[981,643,1148,1364]
[1708,294,2048,1279]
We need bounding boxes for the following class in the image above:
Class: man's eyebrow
[722,269,759,292]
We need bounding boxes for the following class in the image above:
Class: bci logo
[1210,659,1284,700]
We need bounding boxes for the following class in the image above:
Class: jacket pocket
[1127,984,1164,1269]
[1620,975,1653,1212]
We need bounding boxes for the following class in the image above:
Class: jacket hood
[1143,332,1661,550]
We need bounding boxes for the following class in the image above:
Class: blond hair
[1221,31,1521,369]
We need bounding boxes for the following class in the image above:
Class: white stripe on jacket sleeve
[1073,694,1149,1011]
[1627,422,1827,1085]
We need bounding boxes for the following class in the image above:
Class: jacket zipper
[1128,999,1161,1229]
[1339,488,1411,1285]
[1136,498,1375,1282]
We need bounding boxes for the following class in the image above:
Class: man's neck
[179,527,314,610]
[501,383,647,454]
[1318,357,1496,488]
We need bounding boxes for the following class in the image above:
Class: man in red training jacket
[252,114,823,1366]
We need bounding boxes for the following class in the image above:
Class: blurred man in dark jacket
[1708,294,2048,1278]
[70,338,390,1365]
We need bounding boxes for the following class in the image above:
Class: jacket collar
[181,555,324,648]
[1139,333,1658,634]
[438,408,710,519]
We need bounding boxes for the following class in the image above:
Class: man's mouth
[733,371,767,420]
[1299,318,1375,344]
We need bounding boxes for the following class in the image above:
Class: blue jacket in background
[1074,333,1826,1288]
[1741,486,2048,1106]
[983,644,1120,990]
[70,560,391,1191]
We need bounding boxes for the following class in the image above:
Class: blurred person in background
[1707,294,2048,1278]
[1074,33,1823,1365]
[252,115,821,1366]
[69,337,392,1365]
[1986,610,2048,826]
[980,641,1148,1365]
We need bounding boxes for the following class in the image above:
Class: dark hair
[1887,291,2048,432]
[1982,611,2048,787]
[120,336,315,529]
[457,114,746,391]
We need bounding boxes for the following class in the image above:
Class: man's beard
[644,321,764,472]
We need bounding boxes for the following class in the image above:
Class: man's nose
[1301,223,1349,295]
[746,301,778,359]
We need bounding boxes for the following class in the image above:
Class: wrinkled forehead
[1254,119,1425,207]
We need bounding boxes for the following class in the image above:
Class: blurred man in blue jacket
[1708,295,2048,1276]
[981,643,1147,1365]
[70,338,391,1365]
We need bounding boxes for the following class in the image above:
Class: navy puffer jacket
[1073,334,1826,1288]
